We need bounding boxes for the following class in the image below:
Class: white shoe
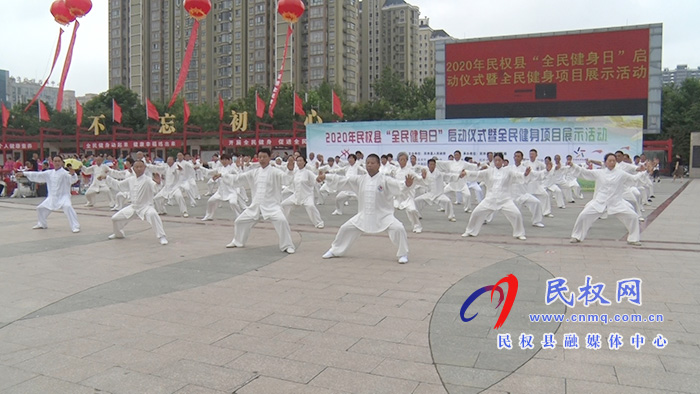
[344,201,349,206]
[464,207,471,213]
[322,250,336,259]
[437,208,445,212]
[32,224,46,230]
[286,247,295,254]
[516,235,527,240]
[449,217,456,222]
[638,217,645,222]
[413,227,423,233]
[316,223,325,229]
[331,209,342,215]
[461,232,475,237]
[183,212,189,218]
[533,222,545,228]
[545,213,555,217]
[398,256,408,264]
[72,228,80,233]
[226,241,239,248]
[110,206,119,211]
[108,231,125,240]
[570,238,581,243]
[201,216,212,221]
[84,203,94,208]
[627,241,642,246]
[160,237,168,245]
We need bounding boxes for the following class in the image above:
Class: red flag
[218,95,224,121]
[168,20,200,107]
[2,102,9,128]
[75,99,83,127]
[255,91,265,119]
[39,101,50,122]
[294,92,305,117]
[146,98,160,121]
[268,25,293,118]
[112,99,122,123]
[183,99,191,125]
[332,90,343,119]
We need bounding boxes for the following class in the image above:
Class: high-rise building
[3,73,75,111]
[662,64,700,86]
[109,0,444,106]
[416,18,451,86]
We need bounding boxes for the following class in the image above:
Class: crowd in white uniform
[15,147,658,263]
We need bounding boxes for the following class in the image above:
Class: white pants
[623,188,643,216]
[571,205,640,242]
[334,191,357,214]
[465,201,525,237]
[415,194,455,219]
[154,189,187,215]
[206,179,219,195]
[115,191,130,210]
[37,204,80,231]
[86,183,115,206]
[204,194,243,220]
[532,191,552,216]
[329,219,408,257]
[112,206,166,239]
[281,197,324,227]
[548,185,566,209]
[514,194,544,225]
[230,207,294,252]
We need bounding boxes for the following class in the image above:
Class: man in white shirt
[16,156,80,233]
[101,160,168,245]
[82,156,116,208]
[201,154,245,221]
[215,148,296,253]
[318,154,414,264]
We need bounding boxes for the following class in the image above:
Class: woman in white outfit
[281,156,324,228]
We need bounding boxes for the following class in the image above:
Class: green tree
[652,78,700,160]
[84,85,146,132]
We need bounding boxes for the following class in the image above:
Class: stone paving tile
[615,365,700,393]
[436,365,509,388]
[370,358,442,384]
[84,344,180,374]
[515,357,618,384]
[348,338,433,363]
[81,366,188,394]
[227,352,326,383]
[309,367,419,394]
[0,364,37,390]
[234,376,310,394]
[213,333,304,358]
[152,339,244,366]
[484,373,566,393]
[287,345,385,373]
[150,359,256,392]
[0,375,96,394]
[413,382,449,394]
[565,379,688,394]
[259,313,340,332]
[297,331,362,351]
[172,384,228,394]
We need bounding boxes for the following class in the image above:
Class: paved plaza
[0,178,698,393]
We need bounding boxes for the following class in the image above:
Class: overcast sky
[1,0,698,96]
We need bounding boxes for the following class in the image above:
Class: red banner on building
[1,142,37,150]
[225,137,307,147]
[83,140,183,150]
[445,28,650,105]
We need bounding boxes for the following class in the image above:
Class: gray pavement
[0,177,698,393]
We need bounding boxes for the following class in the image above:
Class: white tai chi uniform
[523,159,551,217]
[105,173,166,241]
[463,166,527,238]
[510,163,544,226]
[202,164,245,220]
[222,164,295,252]
[324,172,409,258]
[569,165,645,243]
[177,159,199,205]
[415,168,459,220]
[82,163,116,207]
[152,163,188,216]
[333,162,367,215]
[281,165,324,228]
[205,159,223,195]
[391,164,421,232]
[23,168,80,232]
[106,167,135,210]
[437,160,478,209]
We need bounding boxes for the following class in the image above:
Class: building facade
[662,64,700,86]
[1,71,76,111]
[109,0,446,106]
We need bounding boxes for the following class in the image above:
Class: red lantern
[65,0,92,18]
[184,0,212,21]
[50,0,75,26]
[278,0,305,24]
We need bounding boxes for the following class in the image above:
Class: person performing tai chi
[569,153,647,246]
[100,160,168,245]
[152,156,190,217]
[214,148,296,253]
[331,154,367,215]
[201,154,245,221]
[16,156,80,233]
[82,155,116,208]
[318,154,414,264]
[281,156,325,229]
[461,153,531,240]
[415,158,462,222]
